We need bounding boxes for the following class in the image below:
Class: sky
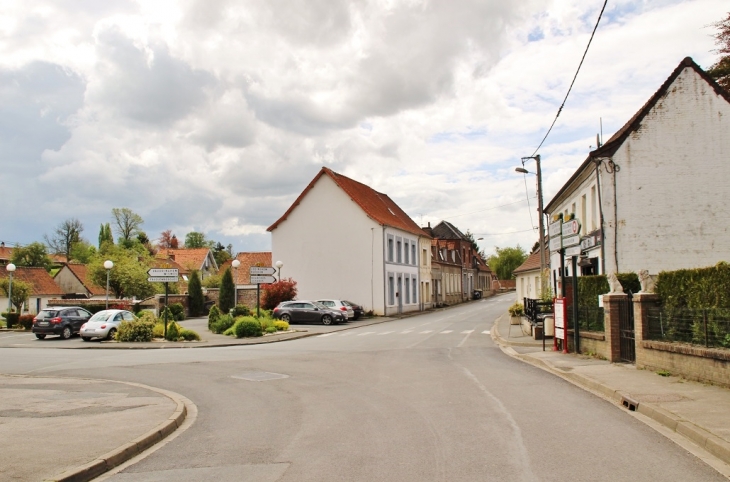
[1,0,727,258]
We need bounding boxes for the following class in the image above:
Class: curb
[493,321,730,468]
[44,379,190,482]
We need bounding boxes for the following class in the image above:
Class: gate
[617,294,635,363]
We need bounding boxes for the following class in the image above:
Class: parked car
[316,299,354,320]
[342,300,364,320]
[273,301,346,325]
[32,306,93,340]
[79,309,137,341]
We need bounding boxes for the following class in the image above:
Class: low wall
[637,341,730,388]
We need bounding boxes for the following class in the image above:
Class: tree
[212,242,231,266]
[202,273,221,289]
[158,230,176,249]
[184,231,209,249]
[69,240,96,263]
[44,218,83,262]
[112,208,144,242]
[98,223,114,248]
[486,245,527,280]
[707,12,730,90]
[188,269,205,316]
[219,267,235,313]
[0,278,32,312]
[87,245,155,300]
[464,230,485,258]
[11,242,52,270]
[262,278,298,310]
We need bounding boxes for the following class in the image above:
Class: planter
[510,316,522,325]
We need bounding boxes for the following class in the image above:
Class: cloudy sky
[1,0,726,257]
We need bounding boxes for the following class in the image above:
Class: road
[0,295,725,481]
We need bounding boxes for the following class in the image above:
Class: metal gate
[618,294,635,363]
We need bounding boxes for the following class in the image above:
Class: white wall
[383,227,421,316]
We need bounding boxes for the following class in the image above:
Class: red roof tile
[267,167,429,238]
[513,250,542,274]
[0,267,64,296]
[64,264,106,296]
[155,248,215,272]
[223,252,273,284]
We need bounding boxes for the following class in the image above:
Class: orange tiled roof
[513,250,542,274]
[268,167,428,238]
[64,263,106,296]
[0,267,64,296]
[155,248,214,272]
[0,246,13,261]
[223,252,273,284]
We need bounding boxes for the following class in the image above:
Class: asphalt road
[0,295,725,481]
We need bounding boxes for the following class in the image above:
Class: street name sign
[548,220,562,238]
[148,268,179,277]
[148,276,180,283]
[564,245,582,257]
[250,275,277,284]
[549,236,562,252]
[250,266,276,275]
[562,234,580,248]
[561,219,580,236]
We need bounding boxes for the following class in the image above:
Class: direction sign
[561,219,580,237]
[148,268,179,277]
[549,236,562,252]
[562,234,580,247]
[250,275,277,284]
[249,266,276,275]
[548,220,562,238]
[564,245,582,257]
[148,276,179,283]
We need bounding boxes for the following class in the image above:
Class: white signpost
[250,267,276,275]
[249,266,277,317]
[146,268,179,338]
[250,275,277,284]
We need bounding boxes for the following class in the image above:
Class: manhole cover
[232,372,289,382]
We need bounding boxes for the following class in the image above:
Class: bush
[178,328,200,341]
[188,270,205,316]
[234,318,263,338]
[232,304,251,317]
[210,314,235,334]
[274,320,289,331]
[18,314,34,330]
[117,320,155,342]
[3,312,19,329]
[137,311,158,324]
[152,323,165,338]
[166,321,180,341]
[262,278,298,310]
[208,305,221,330]
[265,326,277,334]
[508,303,524,317]
[169,303,185,321]
[259,317,273,332]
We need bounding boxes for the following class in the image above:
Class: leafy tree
[11,242,52,270]
[158,230,176,249]
[0,278,32,312]
[112,208,144,242]
[212,242,231,266]
[184,231,210,249]
[188,269,205,316]
[219,267,235,313]
[202,273,222,289]
[98,223,114,248]
[486,245,527,280]
[707,12,730,90]
[262,278,298,310]
[69,240,96,263]
[88,244,155,300]
[44,218,83,261]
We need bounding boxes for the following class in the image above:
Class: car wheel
[82,337,91,342]
[35,334,46,340]
[322,315,333,326]
[61,326,72,340]
[353,315,360,321]
[281,314,291,322]
[107,328,117,341]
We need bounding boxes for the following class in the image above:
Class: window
[581,194,587,231]
[571,202,576,217]
[404,241,409,264]
[405,277,410,303]
[396,239,402,263]
[387,237,394,262]
[412,245,416,265]
[591,185,597,230]
[422,248,428,266]
[413,278,417,304]
[388,275,394,305]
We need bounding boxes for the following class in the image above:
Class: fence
[567,306,605,332]
[646,306,730,349]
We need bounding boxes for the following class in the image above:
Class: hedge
[656,261,730,311]
[577,273,640,308]
[116,320,155,342]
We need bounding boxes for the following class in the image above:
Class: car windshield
[312,302,328,310]
[89,312,113,322]
[35,310,58,319]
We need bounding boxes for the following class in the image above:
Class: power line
[530,0,608,157]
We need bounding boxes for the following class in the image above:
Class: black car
[32,306,93,340]
[343,300,364,320]
[273,301,346,325]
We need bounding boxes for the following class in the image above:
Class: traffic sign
[561,219,581,236]
[564,245,581,257]
[250,266,276,275]
[148,268,179,277]
[250,275,277,284]
[148,276,179,283]
[548,220,562,238]
[562,234,580,247]
[549,236,562,252]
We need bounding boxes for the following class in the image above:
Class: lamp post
[103,260,113,309]
[6,263,16,315]
[516,154,546,275]
[275,260,283,282]
[231,259,240,306]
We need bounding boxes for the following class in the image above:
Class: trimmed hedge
[211,314,235,334]
[166,321,180,341]
[117,321,155,342]
[577,273,640,308]
[234,318,263,338]
[2,312,19,329]
[208,305,221,330]
[18,314,34,330]
[656,261,730,311]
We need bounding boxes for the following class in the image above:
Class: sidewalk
[492,313,730,475]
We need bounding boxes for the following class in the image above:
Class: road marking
[339,332,353,336]
[483,330,490,335]
[440,330,453,334]
[401,330,413,334]
[378,331,394,335]
[317,333,336,337]
[357,332,375,336]
[461,330,474,334]
[419,330,433,334]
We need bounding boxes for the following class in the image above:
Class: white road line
[401,330,413,334]
[461,330,474,334]
[317,333,336,337]
[483,330,491,335]
[357,332,376,336]
[378,331,394,335]
[419,330,433,334]
[440,330,453,334]
[339,332,353,336]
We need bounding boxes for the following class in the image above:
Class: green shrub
[210,314,235,334]
[234,318,263,338]
[117,320,155,342]
[152,323,165,338]
[232,304,251,317]
[165,321,180,341]
[137,311,158,324]
[265,326,277,334]
[259,317,273,331]
[18,314,34,330]
[208,305,221,330]
[577,273,641,308]
[274,320,289,331]
[178,328,200,341]
[169,303,185,321]
[508,303,524,317]
[3,312,19,329]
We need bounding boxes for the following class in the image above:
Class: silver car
[80,309,137,341]
[316,299,355,321]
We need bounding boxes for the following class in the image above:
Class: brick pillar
[603,293,627,362]
[633,293,659,367]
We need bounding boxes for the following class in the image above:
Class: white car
[80,309,137,341]
[316,299,355,321]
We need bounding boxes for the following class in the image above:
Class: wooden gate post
[603,293,627,362]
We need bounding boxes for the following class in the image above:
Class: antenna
[600,117,603,145]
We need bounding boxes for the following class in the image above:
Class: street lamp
[6,263,16,315]
[231,259,240,306]
[104,260,113,309]
[516,154,546,275]
[275,260,283,282]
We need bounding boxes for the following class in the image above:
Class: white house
[0,266,64,314]
[513,249,543,303]
[268,167,431,316]
[544,57,730,282]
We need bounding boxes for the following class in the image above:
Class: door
[618,295,635,363]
